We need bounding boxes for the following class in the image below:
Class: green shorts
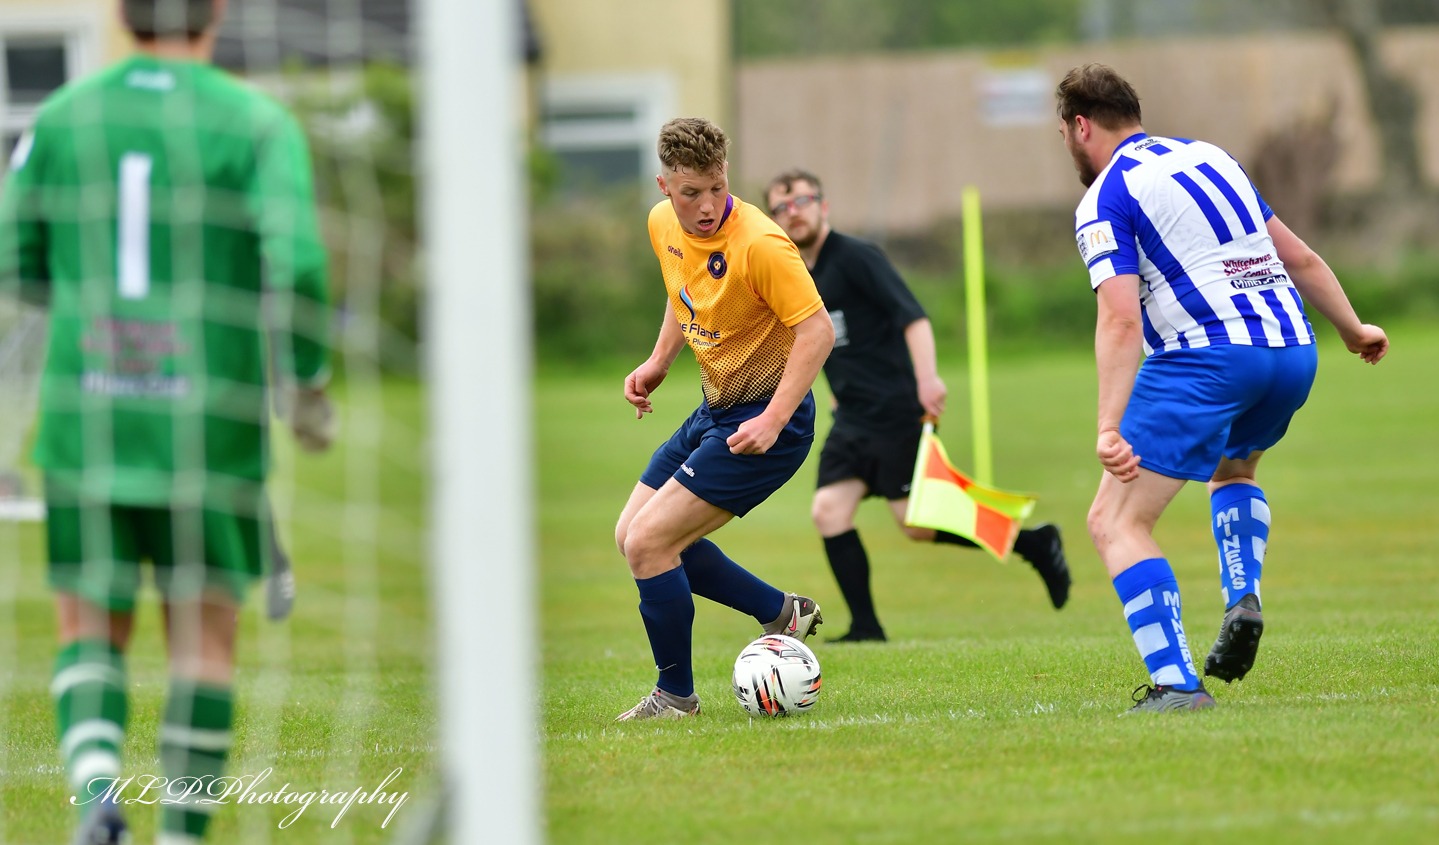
[47,501,267,612]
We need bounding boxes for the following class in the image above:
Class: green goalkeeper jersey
[0,54,330,507]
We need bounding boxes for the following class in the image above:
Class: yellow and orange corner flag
[903,423,1037,561]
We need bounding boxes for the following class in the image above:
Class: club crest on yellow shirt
[707,252,727,279]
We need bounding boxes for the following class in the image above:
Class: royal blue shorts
[1122,344,1319,482]
[639,392,816,517]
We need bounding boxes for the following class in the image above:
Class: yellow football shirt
[648,195,824,409]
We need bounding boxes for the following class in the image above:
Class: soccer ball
[731,634,822,717]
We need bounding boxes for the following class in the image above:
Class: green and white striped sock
[159,680,233,840]
[52,639,127,815]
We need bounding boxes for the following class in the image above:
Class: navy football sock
[680,538,785,624]
[635,567,695,697]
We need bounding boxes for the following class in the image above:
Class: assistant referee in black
[765,169,1071,642]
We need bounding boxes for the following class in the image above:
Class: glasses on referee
[768,194,821,218]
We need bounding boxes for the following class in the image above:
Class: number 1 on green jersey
[118,151,151,299]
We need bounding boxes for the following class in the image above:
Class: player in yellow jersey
[612,118,834,721]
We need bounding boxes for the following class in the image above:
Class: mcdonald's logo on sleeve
[1076,220,1120,264]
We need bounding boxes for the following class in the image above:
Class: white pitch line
[544,684,1437,744]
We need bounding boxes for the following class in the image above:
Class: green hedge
[530,200,1439,364]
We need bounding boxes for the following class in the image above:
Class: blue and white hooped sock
[1112,558,1202,691]
[1211,483,1268,609]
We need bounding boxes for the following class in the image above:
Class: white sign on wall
[978,66,1051,127]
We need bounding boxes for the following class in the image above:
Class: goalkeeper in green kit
[0,1,333,841]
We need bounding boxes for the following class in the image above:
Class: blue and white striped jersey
[1073,133,1314,356]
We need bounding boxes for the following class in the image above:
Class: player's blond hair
[657,118,728,175]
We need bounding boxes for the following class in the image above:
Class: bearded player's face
[766,180,826,250]
[1061,119,1100,188]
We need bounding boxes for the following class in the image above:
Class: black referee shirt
[811,231,928,433]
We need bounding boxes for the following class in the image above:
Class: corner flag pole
[962,186,993,486]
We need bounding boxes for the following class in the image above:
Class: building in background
[212,0,411,71]
[0,0,421,157]
[526,0,731,194]
[738,29,1439,237]
[0,0,124,157]
[3,1,1433,237]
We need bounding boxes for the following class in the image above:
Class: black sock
[934,530,980,549]
[823,529,882,633]
[1011,528,1041,562]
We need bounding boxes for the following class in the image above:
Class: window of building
[540,74,674,193]
[6,40,68,106]
[0,11,100,161]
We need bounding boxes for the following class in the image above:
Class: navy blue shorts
[639,392,816,517]
[1122,343,1319,482]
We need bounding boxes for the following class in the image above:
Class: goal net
[0,298,44,522]
[0,0,542,841]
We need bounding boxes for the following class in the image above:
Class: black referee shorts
[815,421,923,501]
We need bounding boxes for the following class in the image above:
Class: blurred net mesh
[0,299,44,520]
[0,1,428,842]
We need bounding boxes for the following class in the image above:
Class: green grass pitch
[3,324,1437,843]
[539,323,1438,845]
[0,380,434,842]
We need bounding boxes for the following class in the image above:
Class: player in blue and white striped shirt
[1057,63,1388,714]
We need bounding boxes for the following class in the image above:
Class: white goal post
[420,0,538,842]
